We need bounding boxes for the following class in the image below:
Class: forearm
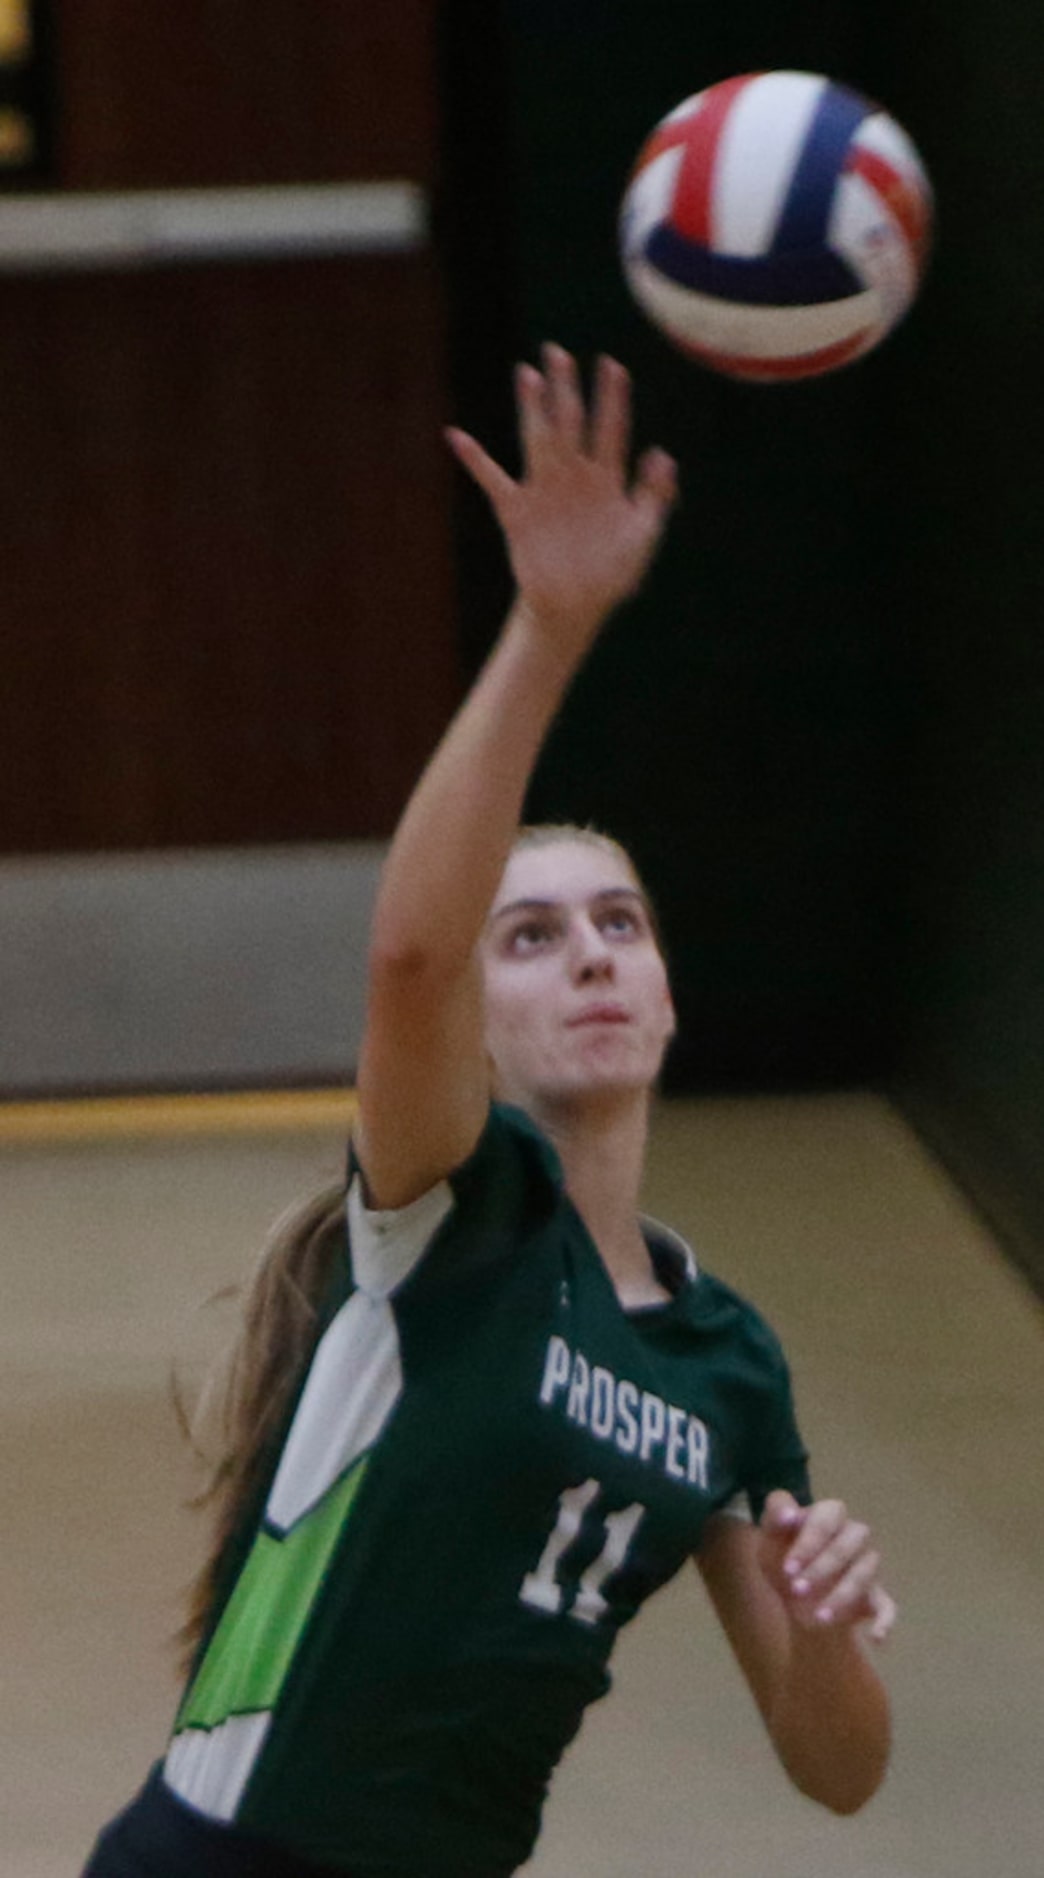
[768,1623,891,1814]
[368,598,593,973]
[367,348,674,982]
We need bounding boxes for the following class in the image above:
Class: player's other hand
[758,1490,896,1643]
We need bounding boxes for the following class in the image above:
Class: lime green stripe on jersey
[177,1455,369,1732]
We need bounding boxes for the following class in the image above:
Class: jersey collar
[640,1215,699,1294]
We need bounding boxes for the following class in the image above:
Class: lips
[567,1004,632,1027]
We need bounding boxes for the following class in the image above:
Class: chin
[495,1045,667,1115]
[536,1073,654,1115]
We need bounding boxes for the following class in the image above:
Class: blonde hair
[511,820,637,865]
[175,1183,346,1669]
[176,823,658,1664]
[510,822,663,946]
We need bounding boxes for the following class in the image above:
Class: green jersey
[165,1105,810,1875]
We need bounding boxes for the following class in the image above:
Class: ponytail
[175,1181,347,1670]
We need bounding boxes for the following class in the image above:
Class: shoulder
[680,1268,804,1463]
[453,1102,564,1205]
[688,1272,810,1506]
[432,1103,566,1273]
[687,1266,794,1370]
[346,1103,566,1299]
[638,1215,795,1385]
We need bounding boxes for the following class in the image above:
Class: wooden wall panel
[1,252,459,851]
[53,2,439,187]
[1,1,459,855]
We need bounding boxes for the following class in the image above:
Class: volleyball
[619,70,932,382]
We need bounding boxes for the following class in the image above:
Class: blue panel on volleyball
[773,86,871,255]
[645,225,861,308]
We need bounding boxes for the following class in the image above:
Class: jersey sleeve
[345,1104,561,1299]
[728,1349,812,1524]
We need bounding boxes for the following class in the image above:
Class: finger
[781,1499,848,1582]
[631,446,679,531]
[542,343,585,452]
[516,360,555,479]
[789,1519,872,1598]
[759,1490,806,1539]
[589,354,632,475]
[808,1547,881,1626]
[867,1586,897,1644]
[444,427,518,515]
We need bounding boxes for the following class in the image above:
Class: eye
[598,902,645,939]
[505,917,558,956]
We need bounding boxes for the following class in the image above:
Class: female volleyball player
[83,346,894,1877]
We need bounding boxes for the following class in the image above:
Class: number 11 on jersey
[520,1479,646,1627]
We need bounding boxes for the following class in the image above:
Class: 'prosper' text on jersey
[539,1333,710,1488]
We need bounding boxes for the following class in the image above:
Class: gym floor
[3,1090,1042,1878]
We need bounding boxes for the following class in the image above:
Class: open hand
[759,1491,896,1643]
[446,344,677,659]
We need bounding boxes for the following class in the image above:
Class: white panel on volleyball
[854,109,931,188]
[659,95,705,130]
[715,72,827,254]
[620,145,684,258]
[624,257,878,363]
[830,169,917,319]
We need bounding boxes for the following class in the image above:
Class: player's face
[481,841,676,1113]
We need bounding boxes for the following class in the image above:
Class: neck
[529,1091,666,1305]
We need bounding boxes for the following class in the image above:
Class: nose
[569,914,615,983]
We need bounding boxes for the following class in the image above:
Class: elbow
[366,935,463,994]
[812,1783,881,1819]
[788,1752,889,1817]
[367,918,477,990]
[368,936,436,981]
[768,1656,892,1817]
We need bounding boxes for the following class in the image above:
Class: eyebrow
[489,887,647,925]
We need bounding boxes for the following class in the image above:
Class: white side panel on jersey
[165,1713,272,1822]
[264,1176,454,1533]
[347,1172,454,1298]
[716,72,825,254]
[265,1292,401,1533]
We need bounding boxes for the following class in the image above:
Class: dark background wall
[442,0,931,1093]
[881,7,1044,1289]
[440,0,1044,1288]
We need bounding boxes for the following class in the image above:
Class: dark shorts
[80,1765,353,1878]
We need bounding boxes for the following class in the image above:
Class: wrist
[509,594,610,673]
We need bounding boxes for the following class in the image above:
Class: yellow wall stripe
[0,1088,357,1146]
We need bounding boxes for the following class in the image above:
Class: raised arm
[354,346,677,1208]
